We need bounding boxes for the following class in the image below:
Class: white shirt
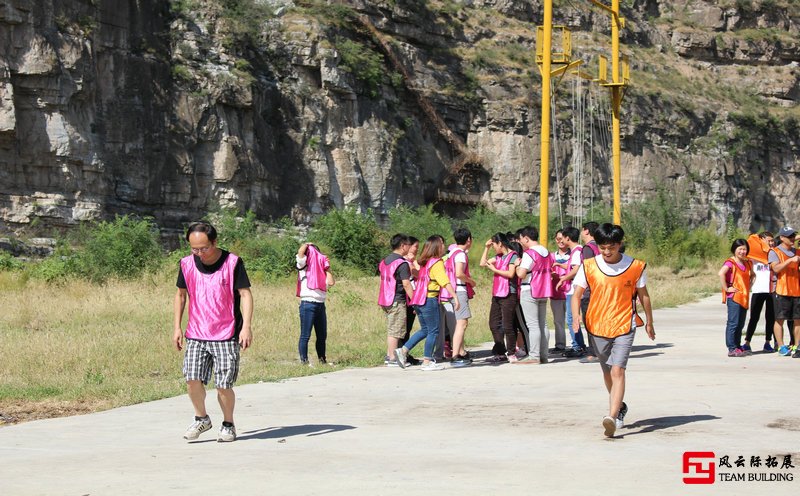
[573,254,647,289]
[519,245,549,284]
[751,261,773,294]
[566,246,583,296]
[452,250,468,293]
[296,255,327,303]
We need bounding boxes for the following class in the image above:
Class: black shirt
[176,250,251,340]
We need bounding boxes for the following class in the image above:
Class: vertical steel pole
[539,0,553,242]
[611,0,622,225]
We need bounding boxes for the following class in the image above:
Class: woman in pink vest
[296,243,335,366]
[394,235,459,371]
[480,232,521,363]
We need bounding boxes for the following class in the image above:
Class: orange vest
[771,247,800,297]
[721,257,752,309]
[584,257,646,339]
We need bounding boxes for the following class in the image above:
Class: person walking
[571,223,655,438]
[768,226,800,357]
[173,222,253,443]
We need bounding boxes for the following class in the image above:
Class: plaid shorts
[183,338,241,389]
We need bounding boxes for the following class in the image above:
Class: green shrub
[311,207,385,272]
[387,205,453,242]
[77,216,163,282]
[207,208,258,251]
[241,236,301,282]
[334,37,386,97]
[0,252,23,271]
[28,245,81,283]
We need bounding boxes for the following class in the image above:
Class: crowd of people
[171,220,654,441]
[720,227,800,358]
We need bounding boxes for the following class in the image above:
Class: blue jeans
[299,300,327,362]
[725,298,746,352]
[405,297,440,360]
[566,294,580,350]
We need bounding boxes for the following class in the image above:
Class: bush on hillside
[77,216,163,282]
[311,207,385,272]
[387,205,452,242]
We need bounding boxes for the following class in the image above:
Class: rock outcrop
[0,0,798,236]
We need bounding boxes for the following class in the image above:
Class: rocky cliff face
[0,0,798,236]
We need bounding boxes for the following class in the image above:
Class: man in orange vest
[767,226,800,357]
[571,223,655,438]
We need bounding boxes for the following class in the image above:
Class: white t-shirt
[296,255,327,303]
[573,254,647,290]
[566,246,583,296]
[452,250,468,293]
[751,261,773,294]
[519,245,549,284]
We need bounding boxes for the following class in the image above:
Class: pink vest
[296,245,330,297]
[378,257,409,306]
[440,248,475,301]
[409,258,440,306]
[551,251,571,300]
[523,248,555,299]
[492,252,514,298]
[181,253,239,341]
[585,241,600,256]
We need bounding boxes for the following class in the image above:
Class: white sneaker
[183,416,212,440]
[420,361,444,371]
[217,424,237,442]
[615,418,624,430]
[602,416,616,438]
[394,348,408,369]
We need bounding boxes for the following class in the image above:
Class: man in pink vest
[379,234,413,366]
[173,222,253,443]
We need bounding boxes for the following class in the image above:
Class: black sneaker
[618,402,628,422]
[451,358,472,368]
[793,349,800,358]
[549,346,567,354]
[562,348,586,358]
[407,354,423,366]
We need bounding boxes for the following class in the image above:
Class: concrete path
[2,296,799,495]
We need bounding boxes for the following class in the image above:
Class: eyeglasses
[191,246,212,254]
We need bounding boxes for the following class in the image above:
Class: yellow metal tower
[536,0,630,240]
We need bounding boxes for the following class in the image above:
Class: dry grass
[0,262,715,424]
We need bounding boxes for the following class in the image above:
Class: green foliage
[0,252,23,271]
[334,38,386,97]
[29,245,81,283]
[311,207,385,271]
[240,236,301,282]
[171,64,192,82]
[77,216,163,282]
[218,0,273,44]
[387,205,453,242]
[208,208,258,250]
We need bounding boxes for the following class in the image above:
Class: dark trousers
[744,292,774,343]
[299,301,327,362]
[489,295,517,355]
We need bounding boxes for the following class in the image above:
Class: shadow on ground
[239,424,356,441]
[620,415,720,437]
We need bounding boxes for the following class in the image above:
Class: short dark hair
[582,221,599,237]
[453,227,472,245]
[730,238,749,255]
[760,231,774,239]
[186,222,217,242]
[594,223,624,245]
[518,225,539,241]
[390,233,410,250]
[408,236,419,245]
[562,227,580,243]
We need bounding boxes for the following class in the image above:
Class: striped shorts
[183,338,241,389]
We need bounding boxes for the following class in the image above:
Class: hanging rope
[550,80,564,229]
